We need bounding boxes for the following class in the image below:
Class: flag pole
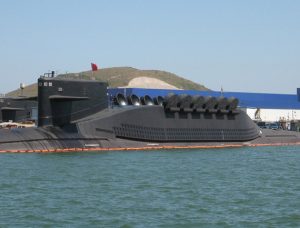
[91,63,98,80]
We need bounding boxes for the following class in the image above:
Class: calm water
[0,147,300,227]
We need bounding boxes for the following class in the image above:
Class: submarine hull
[1,106,300,152]
[1,77,300,153]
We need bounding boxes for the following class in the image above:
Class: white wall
[245,108,300,122]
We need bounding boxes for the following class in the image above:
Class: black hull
[78,106,259,142]
[1,107,300,152]
[1,77,300,152]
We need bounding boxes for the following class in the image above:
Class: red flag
[91,63,98,71]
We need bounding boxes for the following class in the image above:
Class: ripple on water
[0,147,300,227]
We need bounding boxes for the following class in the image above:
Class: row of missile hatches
[113,93,239,113]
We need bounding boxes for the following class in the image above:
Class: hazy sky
[1,0,299,94]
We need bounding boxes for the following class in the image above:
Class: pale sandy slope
[123,77,180,89]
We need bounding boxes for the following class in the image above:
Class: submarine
[1,75,300,153]
[0,96,37,123]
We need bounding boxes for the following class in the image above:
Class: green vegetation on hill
[7,67,209,97]
[7,84,38,97]
[60,67,209,90]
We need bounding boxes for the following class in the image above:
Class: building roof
[108,88,300,110]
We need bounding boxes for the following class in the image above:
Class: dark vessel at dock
[0,76,300,152]
[0,96,37,123]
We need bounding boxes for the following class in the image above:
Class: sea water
[0,146,300,227]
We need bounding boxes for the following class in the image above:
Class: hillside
[6,84,38,97]
[7,67,209,97]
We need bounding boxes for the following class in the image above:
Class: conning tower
[38,77,108,127]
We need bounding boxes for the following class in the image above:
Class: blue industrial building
[108,88,300,109]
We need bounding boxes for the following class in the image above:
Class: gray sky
[0,0,299,94]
